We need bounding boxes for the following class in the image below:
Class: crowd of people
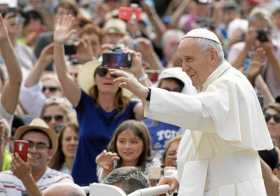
[0,0,279,195]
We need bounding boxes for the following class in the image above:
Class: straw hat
[15,118,58,152]
[77,59,133,97]
[77,60,100,94]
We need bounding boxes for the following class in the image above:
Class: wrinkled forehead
[177,38,201,54]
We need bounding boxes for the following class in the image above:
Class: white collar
[202,61,231,91]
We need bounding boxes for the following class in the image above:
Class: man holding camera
[228,11,280,99]
[111,28,273,196]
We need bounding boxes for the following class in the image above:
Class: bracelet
[138,73,148,82]
[146,88,151,101]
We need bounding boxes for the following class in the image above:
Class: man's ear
[47,149,55,160]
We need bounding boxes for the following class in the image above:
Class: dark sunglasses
[95,67,109,77]
[42,86,60,93]
[42,115,64,123]
[265,113,280,123]
[95,67,118,78]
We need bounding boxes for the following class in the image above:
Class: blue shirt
[72,91,138,186]
[144,118,181,160]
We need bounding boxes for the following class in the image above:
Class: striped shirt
[0,167,72,196]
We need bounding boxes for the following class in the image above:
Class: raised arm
[25,44,54,88]
[53,15,81,107]
[0,16,22,114]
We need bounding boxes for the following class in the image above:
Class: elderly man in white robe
[110,28,273,196]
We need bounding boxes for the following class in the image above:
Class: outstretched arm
[53,15,81,107]
[0,16,22,114]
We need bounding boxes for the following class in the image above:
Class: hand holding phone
[14,140,29,162]
[102,52,132,69]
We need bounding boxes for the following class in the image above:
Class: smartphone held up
[14,140,29,162]
[101,47,133,69]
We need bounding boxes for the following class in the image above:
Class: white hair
[162,29,184,46]
[195,38,224,63]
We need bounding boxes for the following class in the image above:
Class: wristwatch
[146,88,151,101]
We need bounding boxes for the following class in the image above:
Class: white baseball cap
[182,28,221,45]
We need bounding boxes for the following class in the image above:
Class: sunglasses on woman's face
[42,86,60,93]
[95,67,117,78]
[95,67,109,77]
[265,113,280,123]
[42,115,64,123]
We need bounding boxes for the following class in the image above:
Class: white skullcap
[182,28,221,45]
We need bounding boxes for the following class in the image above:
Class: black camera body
[64,44,77,56]
[256,29,269,42]
[101,47,133,69]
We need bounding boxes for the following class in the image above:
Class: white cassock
[145,61,273,196]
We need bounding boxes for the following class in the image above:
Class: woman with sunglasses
[264,103,280,146]
[40,98,71,132]
[53,15,147,185]
[258,103,280,196]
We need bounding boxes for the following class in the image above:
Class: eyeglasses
[42,115,64,123]
[27,140,50,150]
[265,113,280,123]
[42,86,60,93]
[95,67,109,77]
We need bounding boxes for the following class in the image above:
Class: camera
[101,47,133,69]
[256,29,269,42]
[64,44,77,56]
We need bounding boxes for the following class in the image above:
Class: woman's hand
[54,15,76,44]
[96,150,120,172]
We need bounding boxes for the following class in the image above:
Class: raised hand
[96,150,120,172]
[11,153,32,181]
[54,15,76,44]
[0,15,10,42]
[38,43,54,65]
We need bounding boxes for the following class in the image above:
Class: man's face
[22,132,53,171]
[42,79,62,98]
[177,38,214,89]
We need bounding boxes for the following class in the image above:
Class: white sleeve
[145,87,215,133]
[19,82,46,118]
